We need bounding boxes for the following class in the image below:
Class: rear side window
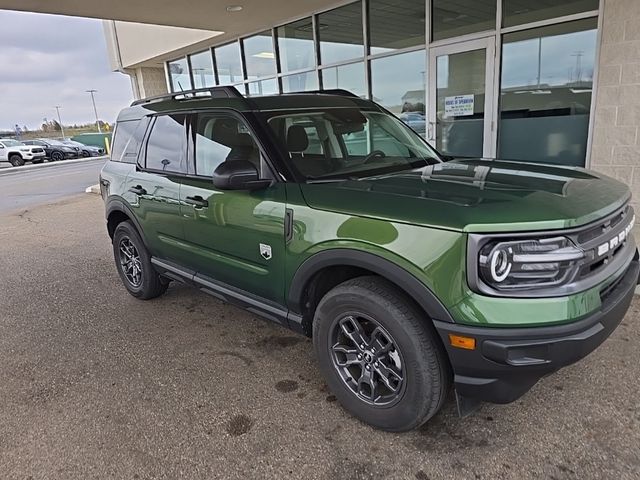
[145,114,188,174]
[111,119,148,163]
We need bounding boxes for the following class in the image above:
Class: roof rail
[131,86,244,106]
[284,89,358,98]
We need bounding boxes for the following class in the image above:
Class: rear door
[179,111,287,305]
[124,113,190,264]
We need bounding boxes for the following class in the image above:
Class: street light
[86,89,102,133]
[54,105,65,138]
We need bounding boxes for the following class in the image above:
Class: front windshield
[1,139,23,147]
[266,109,441,180]
[46,139,65,146]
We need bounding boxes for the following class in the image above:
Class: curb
[85,184,101,194]
[0,156,108,176]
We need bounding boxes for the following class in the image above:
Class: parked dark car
[23,139,78,161]
[60,139,105,157]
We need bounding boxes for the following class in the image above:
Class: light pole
[86,89,101,133]
[54,105,65,138]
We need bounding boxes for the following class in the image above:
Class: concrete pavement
[0,194,639,479]
[0,157,105,213]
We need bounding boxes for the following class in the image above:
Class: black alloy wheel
[329,313,405,406]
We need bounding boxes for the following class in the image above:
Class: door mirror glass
[212,159,271,190]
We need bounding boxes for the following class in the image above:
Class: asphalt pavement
[0,194,639,479]
[0,158,105,214]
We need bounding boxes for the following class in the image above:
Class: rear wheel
[112,221,168,300]
[8,154,24,167]
[313,276,450,431]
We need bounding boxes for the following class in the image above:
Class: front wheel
[112,221,168,300]
[50,151,63,162]
[313,276,450,431]
[8,154,24,167]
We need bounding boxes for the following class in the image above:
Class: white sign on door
[444,94,474,118]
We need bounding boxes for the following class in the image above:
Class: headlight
[19,148,30,152]
[477,236,584,292]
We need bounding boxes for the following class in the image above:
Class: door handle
[129,185,147,195]
[185,195,209,208]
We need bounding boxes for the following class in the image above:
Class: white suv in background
[0,139,46,166]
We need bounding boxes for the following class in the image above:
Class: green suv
[100,87,638,431]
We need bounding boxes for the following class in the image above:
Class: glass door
[428,38,495,158]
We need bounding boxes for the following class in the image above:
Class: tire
[50,151,63,162]
[8,154,24,167]
[82,150,90,157]
[112,221,168,300]
[313,276,450,432]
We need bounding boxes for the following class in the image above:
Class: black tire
[8,154,24,167]
[313,276,450,432]
[112,221,168,300]
[50,150,63,162]
[82,150,90,157]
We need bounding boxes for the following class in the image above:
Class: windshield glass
[46,139,65,146]
[1,139,23,147]
[265,108,441,180]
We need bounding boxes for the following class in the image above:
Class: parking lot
[0,193,639,480]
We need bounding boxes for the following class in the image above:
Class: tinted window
[503,0,598,27]
[432,0,496,41]
[146,115,187,173]
[277,17,315,73]
[111,120,140,162]
[194,115,261,176]
[318,2,364,65]
[369,0,425,54]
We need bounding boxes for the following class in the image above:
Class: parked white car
[0,139,46,166]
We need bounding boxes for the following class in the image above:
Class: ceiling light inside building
[226,5,243,12]
[253,52,275,59]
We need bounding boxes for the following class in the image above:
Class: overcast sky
[0,10,133,131]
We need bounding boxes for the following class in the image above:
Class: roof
[117,87,381,122]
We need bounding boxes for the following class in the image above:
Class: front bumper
[434,258,639,404]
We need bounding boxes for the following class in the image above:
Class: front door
[179,112,287,305]
[428,38,495,158]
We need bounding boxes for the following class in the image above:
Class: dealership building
[4,0,636,205]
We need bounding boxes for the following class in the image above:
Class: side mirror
[212,160,271,191]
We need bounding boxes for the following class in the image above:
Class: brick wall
[591,0,640,217]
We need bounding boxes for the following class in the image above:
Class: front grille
[32,148,44,153]
[571,204,635,282]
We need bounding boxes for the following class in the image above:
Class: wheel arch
[288,249,454,336]
[105,198,149,249]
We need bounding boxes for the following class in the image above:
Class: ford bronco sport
[100,87,638,432]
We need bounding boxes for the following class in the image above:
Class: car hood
[299,158,631,233]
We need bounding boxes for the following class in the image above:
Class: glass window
[146,114,187,173]
[189,50,215,88]
[111,118,149,163]
[432,0,496,41]
[318,1,364,65]
[369,0,425,55]
[321,62,366,98]
[247,78,279,96]
[282,71,319,93]
[277,18,315,73]
[499,19,598,166]
[371,50,426,137]
[168,58,191,92]
[503,0,599,27]
[266,109,439,180]
[215,42,243,84]
[243,31,276,80]
[194,115,261,176]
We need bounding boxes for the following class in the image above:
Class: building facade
[104,0,640,211]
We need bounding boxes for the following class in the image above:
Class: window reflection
[369,0,425,55]
[318,1,364,65]
[282,71,319,93]
[189,51,215,89]
[499,19,597,166]
[215,42,243,85]
[321,62,366,98]
[371,50,426,137]
[243,31,276,80]
[432,0,496,41]
[503,0,599,27]
[277,18,315,73]
[247,78,279,96]
[168,58,191,92]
